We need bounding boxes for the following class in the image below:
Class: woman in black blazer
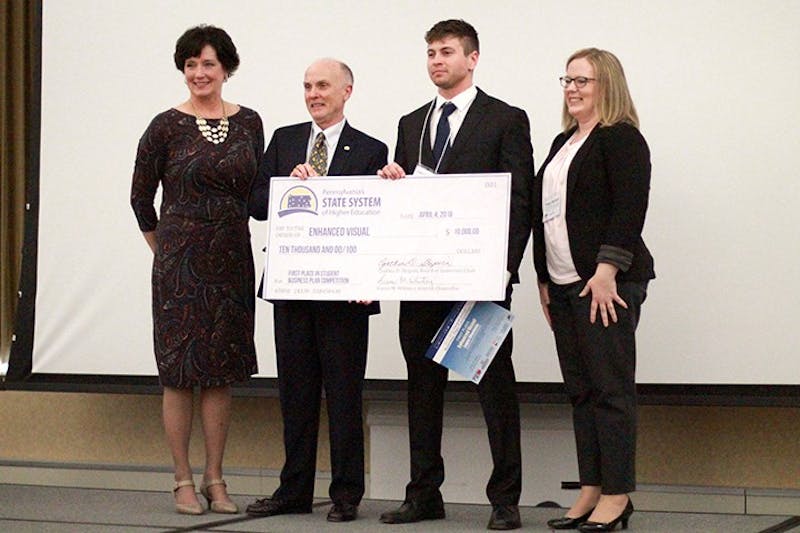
[533,48,654,532]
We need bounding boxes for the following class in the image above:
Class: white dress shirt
[429,85,478,155]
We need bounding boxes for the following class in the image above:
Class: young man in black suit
[247,58,388,523]
[378,20,534,531]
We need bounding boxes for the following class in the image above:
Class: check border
[263,173,511,301]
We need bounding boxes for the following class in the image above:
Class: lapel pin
[344,145,350,151]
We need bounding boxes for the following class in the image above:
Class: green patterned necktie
[308,132,328,176]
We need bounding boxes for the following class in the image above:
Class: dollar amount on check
[263,173,511,301]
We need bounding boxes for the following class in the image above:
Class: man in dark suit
[246,58,388,523]
[378,20,534,530]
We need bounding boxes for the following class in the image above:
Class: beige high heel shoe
[200,479,239,514]
[173,479,204,515]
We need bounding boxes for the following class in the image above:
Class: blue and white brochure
[425,301,514,384]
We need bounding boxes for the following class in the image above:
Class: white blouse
[542,133,588,285]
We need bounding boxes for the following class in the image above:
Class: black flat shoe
[487,504,521,530]
[245,496,312,517]
[547,508,594,529]
[379,499,446,524]
[578,499,634,532]
[327,502,358,522]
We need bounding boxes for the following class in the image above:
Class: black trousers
[398,294,522,506]
[548,280,648,495]
[272,300,369,506]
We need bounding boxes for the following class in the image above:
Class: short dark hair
[425,19,479,54]
[174,25,240,76]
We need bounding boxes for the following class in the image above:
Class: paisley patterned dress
[131,107,263,388]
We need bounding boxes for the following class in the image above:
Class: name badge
[413,163,435,176]
[543,194,561,222]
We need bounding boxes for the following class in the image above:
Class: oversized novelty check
[263,173,510,301]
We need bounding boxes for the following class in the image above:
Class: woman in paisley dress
[130,25,263,515]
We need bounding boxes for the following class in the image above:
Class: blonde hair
[561,48,639,132]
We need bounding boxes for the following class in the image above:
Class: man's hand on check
[377,162,406,180]
[291,163,319,180]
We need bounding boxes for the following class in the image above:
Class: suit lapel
[328,121,354,176]
[289,123,312,169]
[418,101,436,169]
[438,90,488,173]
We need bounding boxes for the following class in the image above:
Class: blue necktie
[432,102,456,165]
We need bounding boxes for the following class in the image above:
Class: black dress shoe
[327,502,358,522]
[578,499,634,532]
[547,508,594,529]
[245,496,312,517]
[379,499,446,524]
[487,504,521,530]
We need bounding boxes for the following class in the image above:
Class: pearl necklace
[190,100,229,144]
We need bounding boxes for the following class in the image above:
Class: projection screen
[11,0,800,390]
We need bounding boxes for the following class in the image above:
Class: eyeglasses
[559,76,596,88]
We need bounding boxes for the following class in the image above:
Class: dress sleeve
[248,126,276,221]
[130,115,167,232]
[250,110,265,165]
